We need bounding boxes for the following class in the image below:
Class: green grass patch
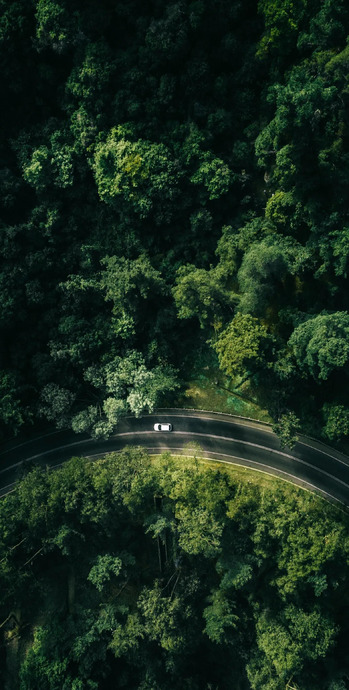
[151,453,291,492]
[150,454,346,514]
[177,368,272,422]
[173,342,272,422]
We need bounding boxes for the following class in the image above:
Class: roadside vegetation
[175,347,272,422]
[0,0,348,444]
[1,448,349,690]
[1,1,349,686]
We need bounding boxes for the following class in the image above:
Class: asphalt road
[1,408,349,505]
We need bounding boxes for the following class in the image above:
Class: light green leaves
[92,126,181,220]
[70,351,178,438]
[173,263,235,328]
[203,590,238,643]
[213,313,269,379]
[88,554,125,592]
[22,131,75,191]
[176,505,223,558]
[251,606,337,684]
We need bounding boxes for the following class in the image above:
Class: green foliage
[0,371,24,436]
[322,403,349,441]
[237,236,308,315]
[109,612,144,658]
[66,41,113,104]
[101,254,165,321]
[203,589,238,643]
[1,452,349,689]
[272,411,300,449]
[257,0,307,57]
[249,605,336,687]
[1,1,349,686]
[176,505,223,558]
[88,554,127,592]
[92,126,181,222]
[190,153,233,200]
[35,0,78,52]
[38,383,76,428]
[22,145,51,191]
[173,263,235,328]
[213,313,269,379]
[37,351,178,438]
[0,0,348,510]
[288,312,349,381]
[137,583,188,653]
[265,191,302,233]
[19,626,70,690]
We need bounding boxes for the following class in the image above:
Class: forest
[0,0,348,443]
[1,449,349,690]
[1,0,349,687]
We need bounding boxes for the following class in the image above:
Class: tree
[19,626,72,690]
[288,312,349,381]
[88,553,134,592]
[137,583,188,654]
[203,589,238,644]
[0,371,24,436]
[38,383,76,428]
[257,0,307,58]
[176,505,223,558]
[66,41,114,106]
[37,348,178,439]
[272,411,300,449]
[237,236,308,315]
[34,0,79,52]
[212,312,269,380]
[322,403,349,441]
[109,612,144,658]
[173,264,235,328]
[22,130,75,192]
[190,153,233,200]
[101,254,165,321]
[248,606,337,688]
[265,190,306,237]
[92,126,182,223]
[1,450,349,688]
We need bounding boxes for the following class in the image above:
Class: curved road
[0,409,349,506]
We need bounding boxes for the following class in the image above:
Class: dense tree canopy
[0,450,348,689]
[0,0,348,444]
[2,1,349,686]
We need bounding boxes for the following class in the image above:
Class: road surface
[0,409,349,505]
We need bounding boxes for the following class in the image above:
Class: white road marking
[127,414,349,466]
[1,429,348,490]
[109,431,349,487]
[0,446,347,506]
[150,413,349,465]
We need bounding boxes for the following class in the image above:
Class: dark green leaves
[2,452,349,689]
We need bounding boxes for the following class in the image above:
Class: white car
[153,423,172,432]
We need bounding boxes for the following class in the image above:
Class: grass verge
[176,368,272,422]
[150,453,347,514]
